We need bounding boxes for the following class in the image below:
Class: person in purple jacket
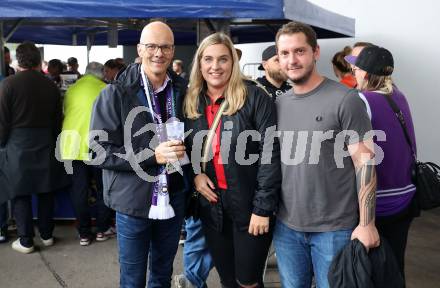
[346,46,418,280]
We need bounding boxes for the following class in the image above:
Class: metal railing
[242,62,264,80]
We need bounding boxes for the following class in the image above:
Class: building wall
[315,0,440,163]
[239,0,440,163]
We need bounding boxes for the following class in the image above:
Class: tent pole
[5,19,24,42]
[86,46,90,65]
[86,35,90,64]
[86,33,94,65]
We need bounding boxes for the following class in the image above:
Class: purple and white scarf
[141,66,176,220]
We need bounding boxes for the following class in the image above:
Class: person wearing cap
[274,21,379,288]
[256,45,291,102]
[67,57,81,77]
[346,46,418,280]
[346,42,376,88]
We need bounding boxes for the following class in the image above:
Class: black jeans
[376,199,417,280]
[12,192,54,247]
[202,190,273,288]
[70,161,113,238]
[0,201,8,229]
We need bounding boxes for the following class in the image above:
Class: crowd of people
[0,20,418,288]
[0,47,129,250]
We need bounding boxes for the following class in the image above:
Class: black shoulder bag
[382,94,440,210]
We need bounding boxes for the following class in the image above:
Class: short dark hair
[48,59,63,73]
[67,57,78,66]
[114,58,126,69]
[104,59,117,69]
[105,58,126,70]
[276,21,318,51]
[4,46,10,54]
[16,41,41,69]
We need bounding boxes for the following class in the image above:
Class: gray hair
[85,62,104,79]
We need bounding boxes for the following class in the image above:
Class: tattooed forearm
[356,163,377,226]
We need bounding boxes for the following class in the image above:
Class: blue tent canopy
[0,0,354,45]
[0,0,284,19]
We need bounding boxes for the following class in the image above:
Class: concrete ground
[0,208,439,288]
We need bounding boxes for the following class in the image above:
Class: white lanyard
[140,64,157,123]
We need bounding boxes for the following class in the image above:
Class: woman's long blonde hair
[360,66,394,94]
[184,32,247,119]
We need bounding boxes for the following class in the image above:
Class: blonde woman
[184,33,280,288]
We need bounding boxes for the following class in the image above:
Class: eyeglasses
[139,43,174,55]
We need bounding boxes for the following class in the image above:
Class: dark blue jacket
[90,63,189,218]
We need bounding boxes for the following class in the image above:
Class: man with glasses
[90,21,189,287]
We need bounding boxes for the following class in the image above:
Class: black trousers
[70,161,112,238]
[376,200,416,280]
[12,192,54,247]
[202,190,273,288]
[0,201,8,229]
